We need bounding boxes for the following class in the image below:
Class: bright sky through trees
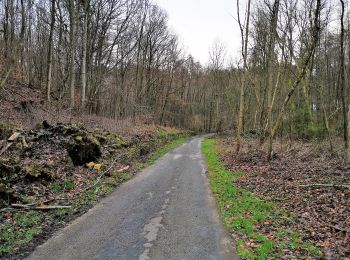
[154,0,245,65]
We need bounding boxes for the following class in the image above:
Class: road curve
[28,136,238,260]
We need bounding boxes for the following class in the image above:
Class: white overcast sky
[154,0,245,65]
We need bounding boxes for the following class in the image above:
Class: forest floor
[204,136,350,259]
[0,81,194,259]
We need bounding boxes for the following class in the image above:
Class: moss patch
[0,211,43,254]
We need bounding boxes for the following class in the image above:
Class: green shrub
[292,107,325,139]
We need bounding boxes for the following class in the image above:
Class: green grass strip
[147,137,187,165]
[202,138,321,259]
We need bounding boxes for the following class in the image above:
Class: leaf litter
[218,137,350,259]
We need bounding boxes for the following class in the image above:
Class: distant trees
[207,41,227,132]
[266,0,322,160]
[232,0,350,162]
[1,0,350,160]
[231,0,333,159]
[0,0,214,128]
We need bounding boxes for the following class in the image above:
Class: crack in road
[140,194,171,260]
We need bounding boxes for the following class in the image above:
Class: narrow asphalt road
[28,136,237,260]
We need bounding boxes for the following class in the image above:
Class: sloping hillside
[0,82,193,258]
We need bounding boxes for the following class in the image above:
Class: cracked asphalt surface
[28,136,237,260]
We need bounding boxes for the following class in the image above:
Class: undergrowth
[0,211,43,254]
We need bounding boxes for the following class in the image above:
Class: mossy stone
[75,136,83,142]
[0,183,16,206]
[0,157,21,178]
[25,164,52,180]
[107,133,127,149]
[0,123,14,140]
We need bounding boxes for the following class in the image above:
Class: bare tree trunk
[81,0,89,109]
[339,0,349,162]
[68,0,76,108]
[19,0,26,72]
[347,106,350,163]
[339,0,350,163]
[236,0,251,153]
[265,0,280,159]
[47,0,56,103]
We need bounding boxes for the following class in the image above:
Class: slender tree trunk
[19,0,26,72]
[68,0,76,108]
[81,1,89,109]
[347,107,350,163]
[265,0,280,159]
[339,0,350,162]
[339,0,348,161]
[236,0,251,153]
[47,0,56,103]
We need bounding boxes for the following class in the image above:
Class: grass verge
[202,138,321,259]
[0,211,42,254]
[147,137,187,165]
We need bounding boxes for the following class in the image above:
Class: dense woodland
[0,0,350,158]
[1,1,350,258]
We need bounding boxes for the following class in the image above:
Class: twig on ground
[11,204,71,210]
[15,197,67,207]
[298,183,350,189]
[0,132,21,156]
[0,207,16,212]
[80,161,116,193]
[329,224,350,233]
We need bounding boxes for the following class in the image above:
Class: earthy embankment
[0,121,192,259]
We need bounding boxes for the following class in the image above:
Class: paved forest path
[28,137,237,260]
